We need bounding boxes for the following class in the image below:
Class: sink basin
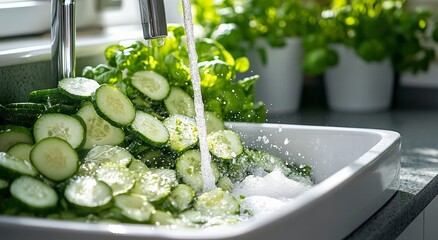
[0,122,401,240]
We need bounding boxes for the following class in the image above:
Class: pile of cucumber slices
[0,71,311,227]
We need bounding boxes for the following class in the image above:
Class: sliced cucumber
[246,149,292,176]
[30,137,79,181]
[33,113,86,149]
[64,176,113,211]
[164,87,196,117]
[140,149,174,169]
[131,71,170,101]
[128,158,150,175]
[4,103,46,112]
[6,142,32,161]
[114,194,155,222]
[10,176,58,210]
[175,149,220,192]
[0,152,38,179]
[205,111,225,134]
[95,162,136,196]
[85,145,132,167]
[150,168,178,187]
[163,115,198,152]
[131,110,169,147]
[76,102,125,149]
[131,171,172,203]
[45,104,78,114]
[150,210,176,226]
[29,88,74,104]
[0,125,34,152]
[93,84,136,127]
[194,188,240,217]
[58,77,100,100]
[162,184,195,213]
[0,178,8,192]
[207,130,243,160]
[217,176,233,191]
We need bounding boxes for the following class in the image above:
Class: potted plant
[302,0,438,112]
[192,0,320,113]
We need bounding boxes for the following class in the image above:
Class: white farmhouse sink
[0,122,401,240]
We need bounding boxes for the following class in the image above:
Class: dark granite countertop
[266,109,438,240]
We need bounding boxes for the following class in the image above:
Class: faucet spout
[138,0,168,39]
[51,0,168,82]
[51,0,76,82]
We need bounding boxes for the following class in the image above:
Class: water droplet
[278,126,283,132]
[284,138,290,145]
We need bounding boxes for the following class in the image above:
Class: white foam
[240,196,292,216]
[233,168,311,199]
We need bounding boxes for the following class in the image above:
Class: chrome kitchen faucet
[51,0,167,82]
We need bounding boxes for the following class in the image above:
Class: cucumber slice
[59,77,100,100]
[29,88,74,104]
[76,102,125,149]
[163,115,198,152]
[93,84,136,127]
[4,103,46,112]
[175,150,220,192]
[131,111,169,147]
[246,149,292,176]
[162,184,195,213]
[131,71,170,100]
[194,188,240,217]
[95,162,136,195]
[6,143,32,161]
[207,130,243,160]
[45,104,78,114]
[33,113,86,149]
[128,159,150,178]
[0,152,38,179]
[30,137,79,181]
[164,87,196,117]
[114,194,155,222]
[140,149,174,169]
[205,111,225,134]
[0,125,34,152]
[64,176,113,211]
[10,176,58,210]
[151,210,176,226]
[150,168,178,187]
[131,171,172,203]
[85,145,132,167]
[0,178,8,191]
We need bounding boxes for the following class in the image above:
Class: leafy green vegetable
[83,25,265,123]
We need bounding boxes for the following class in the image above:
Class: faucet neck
[51,0,76,82]
[139,0,168,39]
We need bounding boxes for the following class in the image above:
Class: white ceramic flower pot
[324,44,394,112]
[247,38,304,114]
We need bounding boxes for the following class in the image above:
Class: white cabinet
[396,194,438,240]
[396,212,424,240]
[425,194,438,240]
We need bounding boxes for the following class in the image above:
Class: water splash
[181,0,216,192]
